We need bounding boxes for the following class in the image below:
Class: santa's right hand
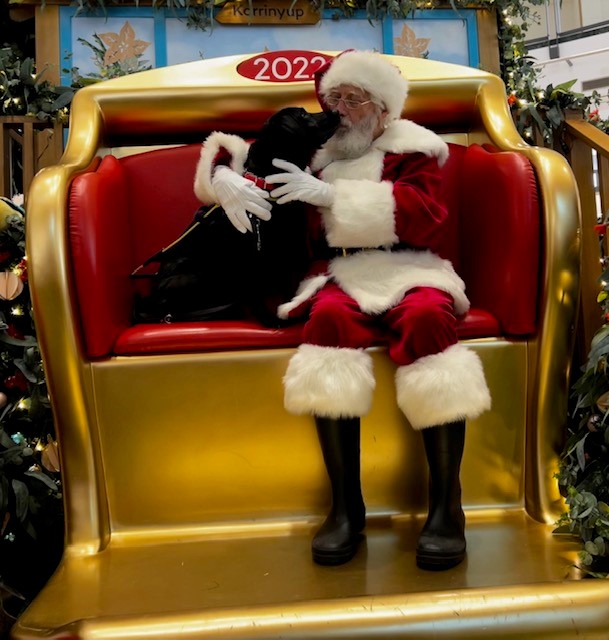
[211,166,272,233]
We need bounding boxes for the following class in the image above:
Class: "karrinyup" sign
[215,0,321,25]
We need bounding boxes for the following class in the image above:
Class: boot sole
[416,549,466,571]
[312,533,363,566]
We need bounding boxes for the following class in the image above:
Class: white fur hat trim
[318,50,409,121]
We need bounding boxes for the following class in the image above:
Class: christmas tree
[0,197,63,622]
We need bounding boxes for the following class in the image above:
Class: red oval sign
[237,50,333,83]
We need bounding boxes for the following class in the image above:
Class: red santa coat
[193,120,491,427]
[276,118,469,321]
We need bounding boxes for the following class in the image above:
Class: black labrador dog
[132,107,340,326]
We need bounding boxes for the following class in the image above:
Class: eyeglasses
[325,95,374,110]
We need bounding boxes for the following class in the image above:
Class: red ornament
[6,324,24,340]
[16,258,27,282]
[5,370,28,391]
[0,251,12,264]
[507,94,518,106]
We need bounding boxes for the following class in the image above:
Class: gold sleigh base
[11,340,607,639]
[12,513,598,640]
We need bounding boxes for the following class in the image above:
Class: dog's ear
[276,111,313,140]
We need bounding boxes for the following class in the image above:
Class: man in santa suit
[194,50,491,571]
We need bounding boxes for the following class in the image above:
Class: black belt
[329,246,386,257]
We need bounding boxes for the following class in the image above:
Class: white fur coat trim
[395,344,491,430]
[283,344,375,418]
[277,274,329,320]
[311,119,449,173]
[323,179,397,248]
[376,120,449,166]
[328,249,470,316]
[193,132,250,204]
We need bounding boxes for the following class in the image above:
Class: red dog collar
[243,171,274,191]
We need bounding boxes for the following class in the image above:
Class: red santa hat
[315,50,409,121]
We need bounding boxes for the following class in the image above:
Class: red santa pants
[302,283,458,367]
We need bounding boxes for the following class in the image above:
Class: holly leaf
[550,79,577,97]
[586,325,609,369]
[11,479,28,523]
[18,57,34,86]
[49,90,73,112]
[24,469,59,492]
[0,427,14,449]
[0,333,38,347]
[547,104,564,128]
[576,435,588,471]
[13,357,39,383]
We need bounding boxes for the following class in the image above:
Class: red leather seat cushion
[114,321,305,354]
[112,309,499,355]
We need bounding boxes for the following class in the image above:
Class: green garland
[554,234,609,576]
[0,44,74,123]
[4,0,603,140]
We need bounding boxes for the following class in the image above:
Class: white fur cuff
[395,344,491,430]
[283,344,375,418]
[193,132,250,204]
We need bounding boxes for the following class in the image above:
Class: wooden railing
[0,116,64,201]
[565,116,609,364]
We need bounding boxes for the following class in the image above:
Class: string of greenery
[1,0,605,143]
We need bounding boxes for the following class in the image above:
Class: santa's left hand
[267,159,335,207]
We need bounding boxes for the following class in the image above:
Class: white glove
[211,166,272,233]
[267,159,335,208]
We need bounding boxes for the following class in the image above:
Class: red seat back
[68,142,540,358]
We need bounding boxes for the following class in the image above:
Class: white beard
[322,111,381,160]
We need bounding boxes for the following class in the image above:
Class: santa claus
[194,49,491,571]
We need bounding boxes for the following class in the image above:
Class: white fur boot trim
[283,344,375,418]
[395,344,491,430]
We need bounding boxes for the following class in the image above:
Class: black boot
[312,416,366,566]
[416,420,466,571]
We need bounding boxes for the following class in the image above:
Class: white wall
[581,0,609,25]
[529,32,609,118]
[523,0,609,118]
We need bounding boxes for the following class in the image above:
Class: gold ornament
[41,436,60,473]
[0,271,24,301]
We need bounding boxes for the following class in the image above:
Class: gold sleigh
[14,52,608,639]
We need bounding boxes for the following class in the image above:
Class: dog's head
[246,107,340,175]
[263,107,341,149]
